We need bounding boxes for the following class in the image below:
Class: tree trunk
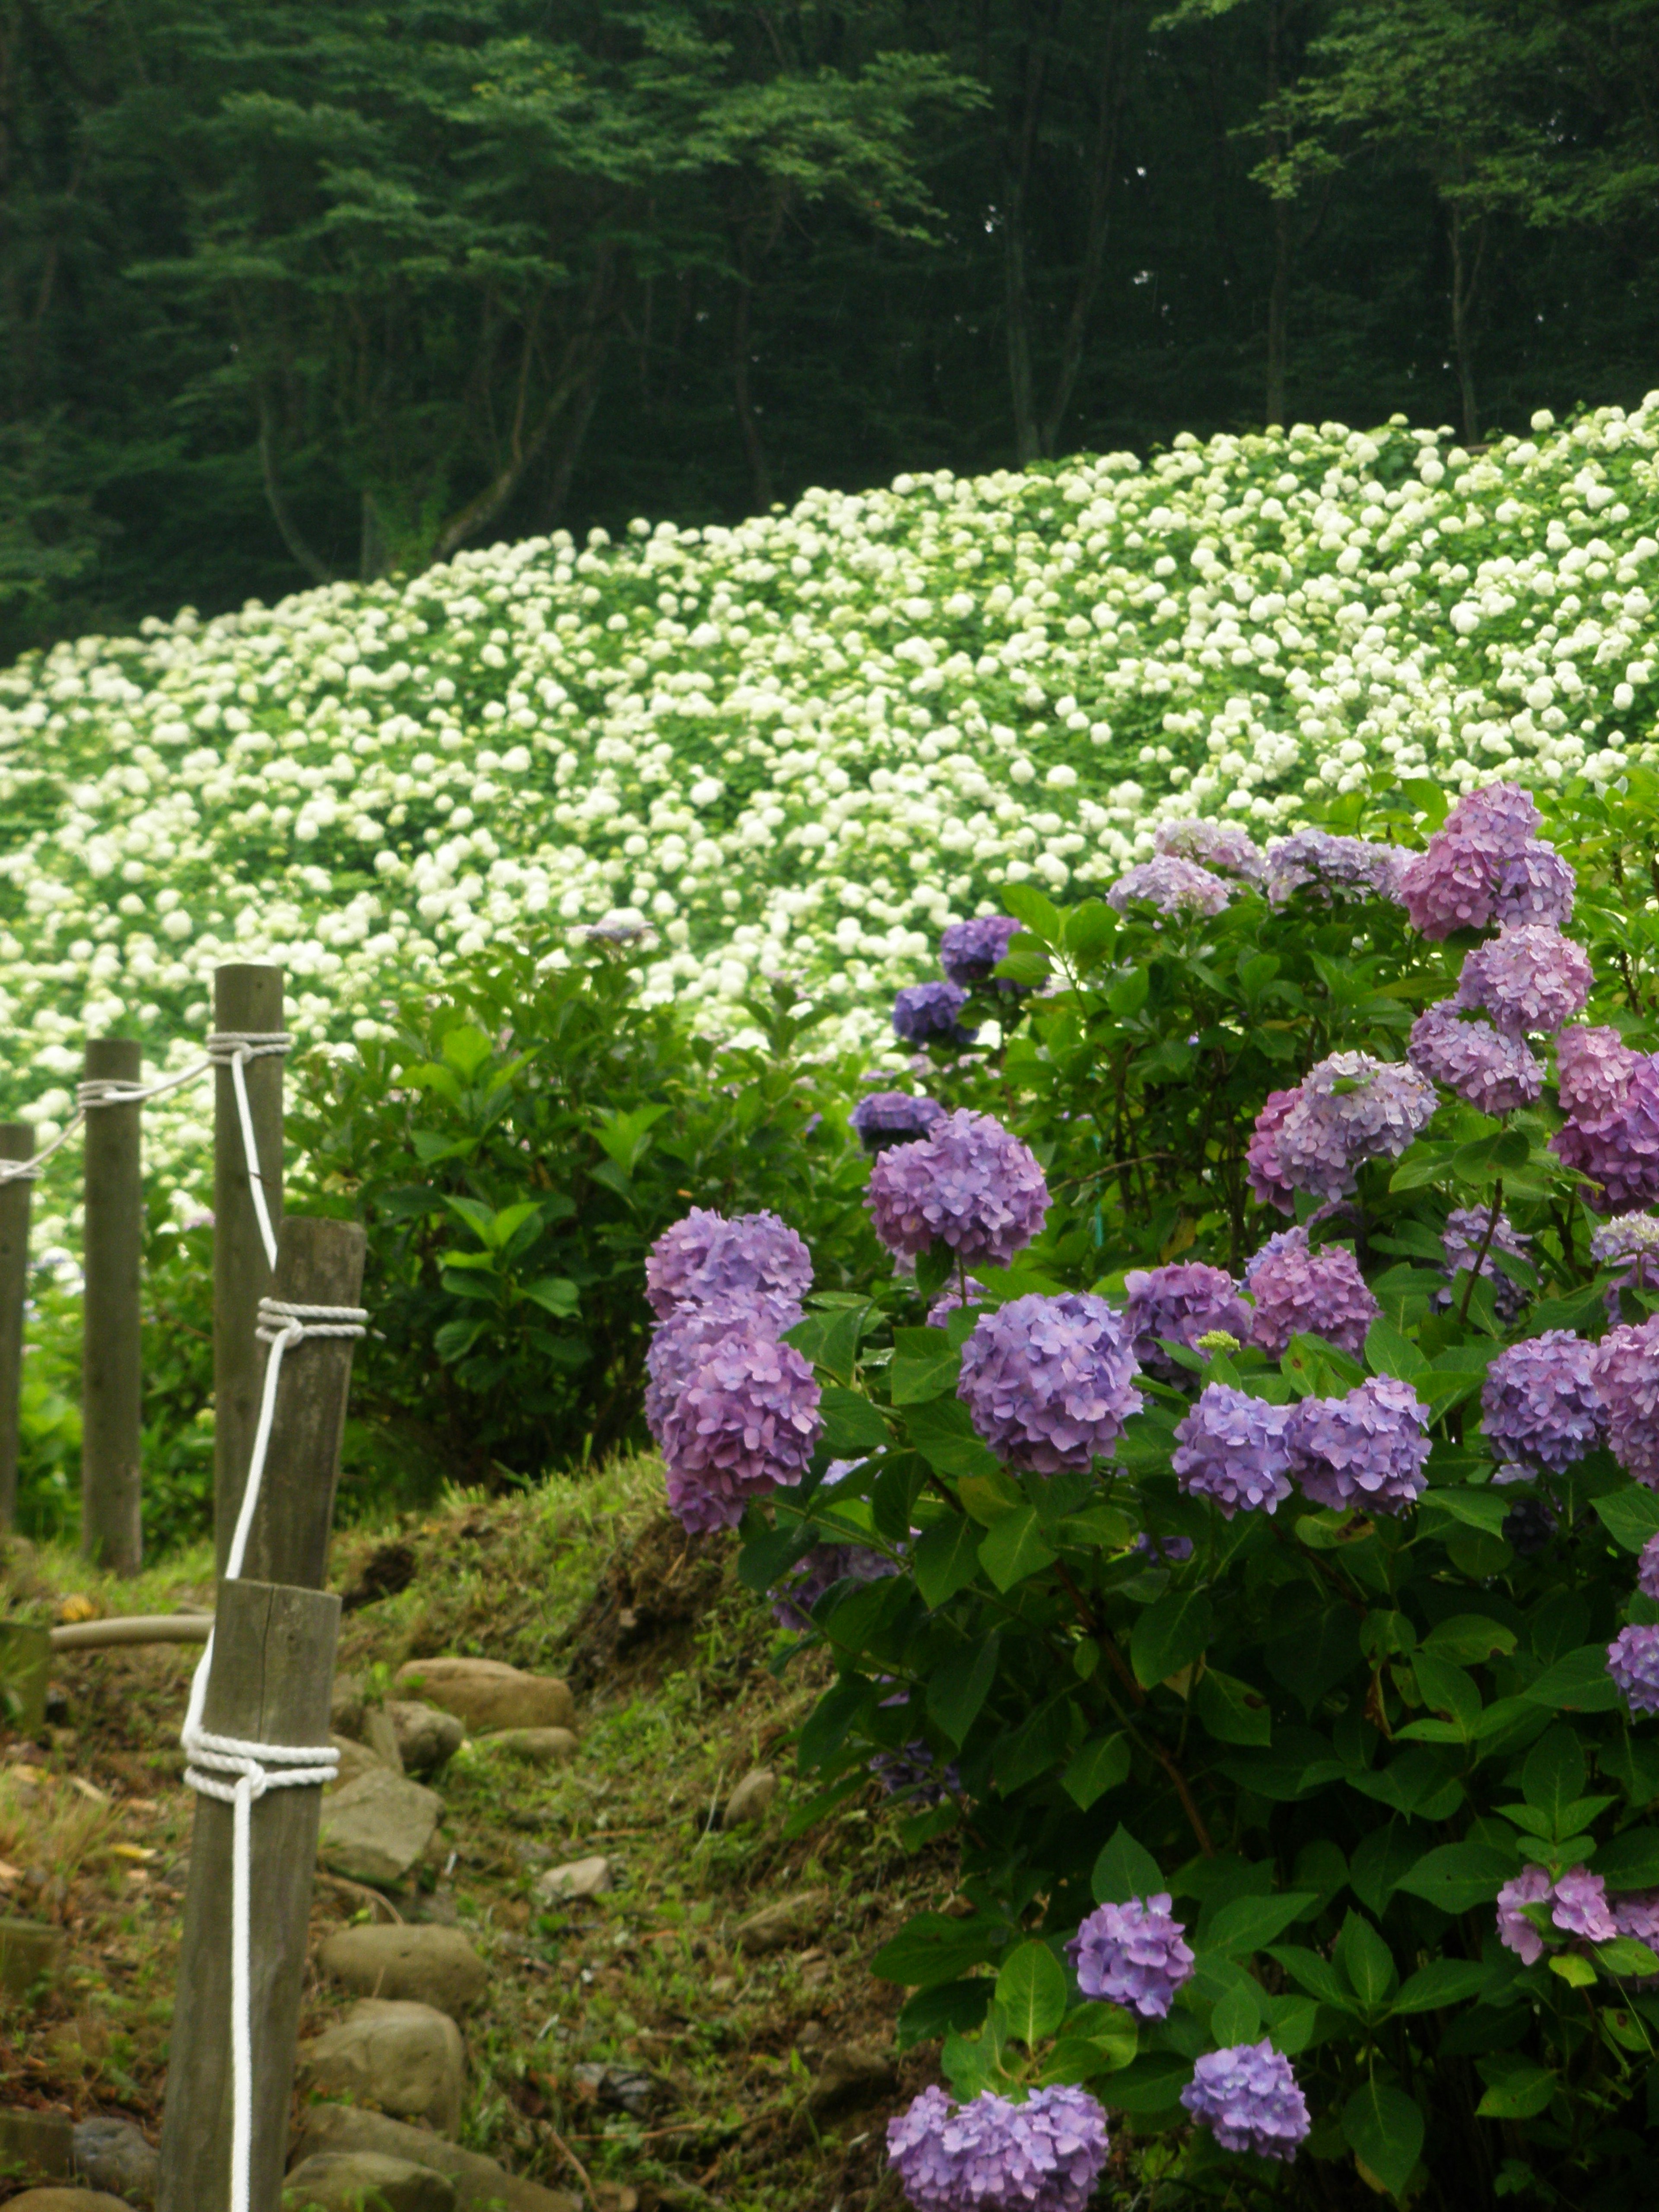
[731,277,773,510]
[1448,204,1484,444]
[1039,7,1127,457]
[541,357,606,530]
[256,389,334,588]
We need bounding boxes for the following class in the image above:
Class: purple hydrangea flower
[1134,1531,1196,1563]
[771,1537,896,1632]
[1068,1893,1195,2018]
[1481,1332,1605,1476]
[893,981,979,1049]
[852,1090,947,1155]
[1173,1385,1295,1516]
[1266,830,1405,906]
[928,1277,990,1327]
[645,1294,804,1443]
[1106,855,1233,917]
[886,2084,1110,2212]
[1551,1868,1618,1943]
[1612,1891,1659,1946]
[1558,1024,1644,1125]
[1435,1207,1532,1323]
[1179,2042,1311,2163]
[1591,1211,1659,1320]
[1609,1624,1659,1715]
[1409,1001,1544,1116]
[1397,784,1574,937]
[1551,1033,1659,1214]
[660,1328,823,1533]
[1450,782,1543,849]
[867,1109,1049,1268]
[1498,841,1576,928]
[1398,831,1509,938]
[940,915,1025,990]
[1591,1316,1659,1487]
[1123,1262,1251,1379]
[1272,1053,1438,1205]
[1455,925,1593,1037]
[1245,1226,1379,1359]
[957,1292,1143,1474]
[1286,1377,1430,1515]
[1640,1533,1659,1602]
[1497,1863,1555,1964]
[1154,817,1267,885]
[868,1740,962,1806]
[646,1207,813,1320]
[1246,1089,1301,1214]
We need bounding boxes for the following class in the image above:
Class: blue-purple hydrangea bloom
[771,1537,896,1632]
[1266,830,1404,906]
[1639,1533,1659,1602]
[1409,1000,1544,1116]
[893,981,979,1049]
[939,915,1024,990]
[957,1292,1143,1474]
[1154,817,1266,885]
[1609,1624,1659,1714]
[1068,1894,1195,2018]
[851,1090,947,1154]
[1173,1386,1294,1516]
[1398,783,1575,938]
[1123,1262,1251,1378]
[1437,1207,1532,1322]
[1179,2042,1311,2163]
[1553,1028,1659,1212]
[1455,924,1593,1036]
[1106,855,1233,917]
[645,1294,804,1444]
[1266,1053,1438,1205]
[928,1277,991,1327]
[1591,1315,1659,1488]
[1286,1377,1430,1515]
[1591,1211,1659,1319]
[1246,1089,1301,1214]
[1244,1226,1378,1359]
[886,2085,1110,2212]
[867,1109,1050,1268]
[1481,1332,1605,1477]
[1497,1867,1619,1963]
[645,1208,813,1320]
[660,1328,823,1534]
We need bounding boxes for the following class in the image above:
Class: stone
[299,1999,467,2138]
[327,1735,389,1792]
[0,1916,64,2000]
[719,1769,776,1828]
[804,2041,897,2118]
[319,1770,443,1886]
[0,2109,74,2181]
[733,1888,830,1955]
[393,1658,575,1735]
[532,1856,611,1904]
[283,2151,457,2212]
[332,1674,367,1737]
[361,1706,405,1774]
[7,2194,133,2212]
[386,1701,464,1778]
[289,2107,580,2212]
[318,1926,489,2017]
[474,1728,577,1767]
[72,2117,157,2207]
[570,2063,652,2119]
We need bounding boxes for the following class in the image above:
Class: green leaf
[1594,1936,1659,1979]
[1475,2057,1557,2119]
[1421,1613,1517,1665]
[1394,1840,1515,1913]
[1391,1958,1492,2013]
[1104,966,1150,1017]
[928,1636,1001,1747]
[1193,1666,1272,1746]
[1548,1951,1597,1987]
[979,1504,1057,1592]
[1421,1487,1511,1538]
[906,1395,1004,1479]
[1092,1824,1164,1905]
[440,1023,493,1077]
[994,1696,1072,1791]
[443,1193,500,1245]
[1100,2054,1195,2112]
[1210,1981,1263,2044]
[1335,1911,1398,2009]
[1129,1590,1215,1688]
[1594,1486,1659,1554]
[1062,1732,1131,1811]
[519,1275,579,1319]
[1365,1315,1427,1381]
[1452,1129,1532,1184]
[1525,1644,1624,1713]
[995,1942,1068,2048]
[1203,1893,1317,1958]
[914,1517,984,1608]
[784,1305,868,1384]
[1409,1652,1481,1740]
[1265,1944,1353,2009]
[890,1327,962,1405]
[873,1913,1005,1989]
[1592,1830,1659,1888]
[1061,900,1117,966]
[896,1981,993,2050]
[797,1677,871,1770]
[1000,882,1064,944]
[1522,1724,1587,1831]
[592,1102,670,1175]
[818,1385,891,1456]
[1342,2080,1424,2201]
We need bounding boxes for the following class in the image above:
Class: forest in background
[7,0,1659,658]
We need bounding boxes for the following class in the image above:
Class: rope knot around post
[77,1076,149,1108]
[0,1158,41,1184]
[205,1031,293,1064]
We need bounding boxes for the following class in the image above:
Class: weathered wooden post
[81,1038,143,1575]
[212,964,286,1577]
[156,1214,366,2212]
[0,1122,35,1530]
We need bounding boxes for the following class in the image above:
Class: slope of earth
[3,400,1658,1220]
[0,1459,982,2212]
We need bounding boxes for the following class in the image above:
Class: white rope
[181,1294,364,2212]
[206,1033,291,1271]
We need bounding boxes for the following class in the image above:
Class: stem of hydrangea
[1457,1178,1505,1326]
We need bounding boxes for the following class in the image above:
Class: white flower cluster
[2,397,1657,1217]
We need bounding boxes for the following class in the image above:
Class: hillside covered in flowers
[2,397,1658,1210]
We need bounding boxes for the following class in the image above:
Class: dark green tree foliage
[9,0,1659,653]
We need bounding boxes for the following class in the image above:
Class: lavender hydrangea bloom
[1179,2043,1311,2163]
[1481,1332,1605,1476]
[660,1328,823,1533]
[1244,1227,1379,1358]
[1558,1024,1643,1124]
[1551,1868,1618,1942]
[1068,1894,1195,2018]
[868,1740,962,1806]
[1154,817,1267,885]
[1398,830,1508,938]
[1123,1262,1251,1378]
[957,1292,1143,1474]
[1273,1053,1438,1204]
[1106,855,1233,917]
[1612,1891,1659,1945]
[1396,783,1571,938]
[851,1090,947,1155]
[867,1109,1049,1268]
[1409,1000,1544,1116]
[1591,1316,1659,1487]
[1591,1212,1659,1319]
[1497,1864,1555,1964]
[1448,782,1543,849]
[1266,829,1404,906]
[928,1277,990,1327]
[645,1294,804,1442]
[886,2085,1110,2212]
[1609,1624,1659,1715]
[1246,1089,1301,1214]
[1436,1207,1532,1323]
[1134,1531,1196,1563]
[940,915,1024,990]
[893,981,979,1049]
[1640,1533,1659,1602]
[1286,1377,1430,1515]
[646,1207,813,1320]
[1551,1033,1659,1214]
[1497,840,1576,927]
[1455,925,1593,1037]
[1172,1386,1295,1516]
[771,1538,895,1632]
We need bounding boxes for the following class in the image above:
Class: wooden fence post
[213,964,286,1579]
[82,1038,143,1575]
[0,1123,34,1531]
[154,1580,340,2212]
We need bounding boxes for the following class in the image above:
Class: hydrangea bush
[639,782,1659,2208]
